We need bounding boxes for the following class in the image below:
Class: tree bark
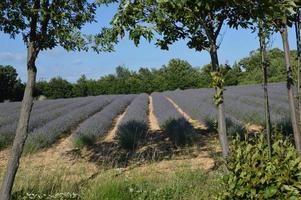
[209,44,229,158]
[280,21,301,155]
[259,22,272,158]
[0,42,38,200]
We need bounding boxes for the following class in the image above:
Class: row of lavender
[71,95,136,143]
[163,82,289,126]
[0,96,118,150]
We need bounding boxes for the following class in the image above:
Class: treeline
[0,48,294,101]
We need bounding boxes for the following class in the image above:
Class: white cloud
[0,52,25,62]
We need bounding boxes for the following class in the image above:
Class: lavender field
[0,83,291,151]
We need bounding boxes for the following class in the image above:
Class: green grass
[81,169,223,200]
[2,157,223,200]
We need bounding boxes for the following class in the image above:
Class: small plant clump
[117,121,148,150]
[163,118,195,146]
[219,133,301,199]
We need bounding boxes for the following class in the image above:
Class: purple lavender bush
[72,95,135,148]
[152,92,195,146]
[24,96,115,152]
[0,96,96,148]
[151,92,183,128]
[116,94,149,150]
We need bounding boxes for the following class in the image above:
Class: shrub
[74,135,95,149]
[219,133,301,199]
[0,134,14,150]
[117,121,148,150]
[163,118,195,146]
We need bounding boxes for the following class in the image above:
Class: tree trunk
[209,45,229,158]
[259,22,272,158]
[0,42,38,200]
[295,9,301,127]
[280,21,301,155]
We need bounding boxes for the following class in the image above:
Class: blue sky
[0,5,298,83]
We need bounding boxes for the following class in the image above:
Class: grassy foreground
[81,166,223,200]
[0,154,223,199]
[0,148,223,200]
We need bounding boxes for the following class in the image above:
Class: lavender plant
[0,96,97,146]
[72,95,135,147]
[24,96,116,152]
[0,98,85,128]
[165,82,289,126]
[151,92,183,128]
[116,94,149,150]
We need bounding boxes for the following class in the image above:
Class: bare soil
[0,136,99,186]
[103,108,128,142]
[149,96,160,131]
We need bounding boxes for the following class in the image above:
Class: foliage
[73,75,89,97]
[43,77,74,99]
[238,48,297,84]
[0,0,96,52]
[220,134,301,199]
[163,118,195,146]
[0,65,24,102]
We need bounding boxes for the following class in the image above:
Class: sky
[0,4,298,83]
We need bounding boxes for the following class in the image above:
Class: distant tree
[34,80,48,98]
[45,77,73,99]
[73,75,89,97]
[161,59,200,90]
[238,48,288,84]
[223,63,242,86]
[0,1,97,199]
[137,68,156,93]
[13,81,25,102]
[0,65,21,102]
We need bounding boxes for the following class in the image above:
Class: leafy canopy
[98,0,252,52]
[0,0,96,52]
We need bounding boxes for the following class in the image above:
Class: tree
[258,20,272,158]
[0,1,97,199]
[294,6,301,131]
[161,59,200,90]
[73,75,89,97]
[234,0,301,155]
[97,0,254,158]
[46,77,74,99]
[0,65,22,102]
